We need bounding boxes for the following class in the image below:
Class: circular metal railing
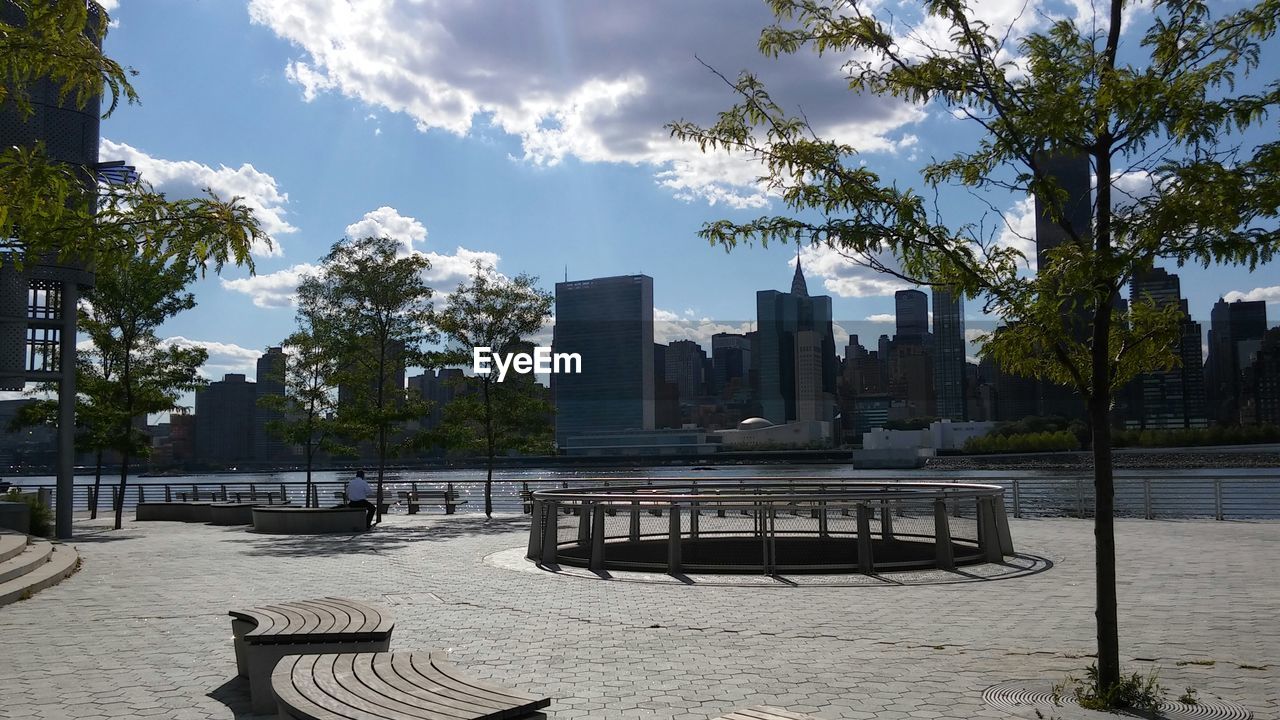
[526,480,1015,575]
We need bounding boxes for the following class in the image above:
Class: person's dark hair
[356,470,365,478]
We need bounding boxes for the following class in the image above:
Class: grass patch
[1237,663,1269,671]
[1175,659,1216,667]
[1053,664,1164,713]
[1178,688,1199,706]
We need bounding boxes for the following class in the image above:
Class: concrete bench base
[250,507,368,534]
[135,502,212,523]
[208,502,290,526]
[715,707,820,720]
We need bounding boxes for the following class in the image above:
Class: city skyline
[32,0,1275,387]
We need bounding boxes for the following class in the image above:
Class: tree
[259,326,341,507]
[433,264,554,517]
[670,0,1278,697]
[80,251,208,529]
[299,236,436,522]
[0,0,268,273]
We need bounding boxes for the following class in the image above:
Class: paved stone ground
[0,514,1276,720]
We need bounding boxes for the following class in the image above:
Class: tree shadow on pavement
[223,514,531,558]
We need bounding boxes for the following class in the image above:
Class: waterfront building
[665,339,706,404]
[1123,267,1207,429]
[553,275,655,447]
[755,259,837,431]
[1241,328,1280,425]
[711,332,751,397]
[194,374,256,466]
[407,368,465,432]
[254,347,290,462]
[932,288,966,420]
[560,427,720,456]
[894,289,929,343]
[1206,298,1269,424]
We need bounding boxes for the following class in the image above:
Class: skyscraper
[1124,266,1207,429]
[932,288,966,420]
[1034,149,1092,421]
[711,332,751,397]
[1206,298,1269,424]
[894,289,929,343]
[553,275,655,446]
[254,347,289,462]
[194,374,256,466]
[665,339,706,403]
[756,259,836,425]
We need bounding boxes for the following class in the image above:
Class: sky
[80,0,1280,383]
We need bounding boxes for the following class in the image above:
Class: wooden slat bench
[397,484,467,515]
[271,651,552,720]
[230,597,394,714]
[332,491,391,515]
[715,706,819,720]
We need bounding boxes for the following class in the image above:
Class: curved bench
[135,501,212,523]
[272,651,552,720]
[251,506,367,534]
[230,597,394,714]
[209,501,291,526]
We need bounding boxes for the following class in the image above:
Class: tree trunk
[304,443,313,508]
[483,379,493,518]
[90,449,103,520]
[113,454,129,530]
[376,430,385,525]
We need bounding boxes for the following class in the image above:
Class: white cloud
[995,195,1038,271]
[654,309,753,350]
[247,0,925,207]
[797,244,912,299]
[1224,287,1280,303]
[865,313,896,323]
[219,263,321,309]
[345,206,428,254]
[99,139,294,257]
[160,336,262,379]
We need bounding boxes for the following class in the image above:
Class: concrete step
[0,543,79,607]
[0,540,53,585]
[0,532,27,564]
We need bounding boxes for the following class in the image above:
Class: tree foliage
[298,236,437,518]
[669,0,1279,695]
[259,326,342,506]
[80,251,207,529]
[433,263,554,516]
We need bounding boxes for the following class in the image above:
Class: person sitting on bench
[346,470,375,530]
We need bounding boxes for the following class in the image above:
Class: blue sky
[88,0,1279,381]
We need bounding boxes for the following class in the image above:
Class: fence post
[540,500,558,564]
[527,498,543,561]
[880,499,894,541]
[856,503,874,573]
[589,504,606,572]
[818,499,829,538]
[1214,478,1224,521]
[137,485,144,504]
[667,504,682,575]
[577,501,592,545]
[1012,479,1021,518]
[1075,477,1085,518]
[934,498,954,570]
[249,483,257,501]
[220,484,227,501]
[164,485,171,502]
[629,501,640,541]
[1144,478,1153,519]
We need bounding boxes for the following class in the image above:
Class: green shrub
[4,488,52,537]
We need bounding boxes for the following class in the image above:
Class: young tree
[670,0,1278,697]
[81,252,208,529]
[434,264,554,517]
[259,326,341,507]
[299,236,436,522]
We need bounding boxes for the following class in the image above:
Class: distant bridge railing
[6,474,1280,520]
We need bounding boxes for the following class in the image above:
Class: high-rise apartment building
[1124,267,1207,429]
[932,288,966,420]
[194,374,256,466]
[254,347,289,462]
[1206,298,1269,424]
[894,289,929,343]
[553,275,655,446]
[665,339,706,404]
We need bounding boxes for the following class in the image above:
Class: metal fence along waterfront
[8,473,1280,520]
